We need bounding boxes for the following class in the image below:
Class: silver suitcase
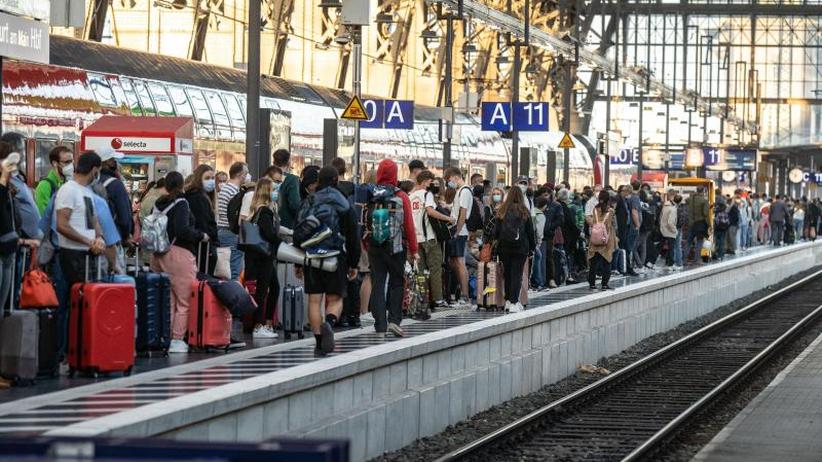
[0,250,38,384]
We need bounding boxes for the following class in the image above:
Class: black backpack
[227,185,250,235]
[499,211,524,246]
[424,192,452,242]
[459,187,483,233]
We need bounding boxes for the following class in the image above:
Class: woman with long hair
[184,164,218,274]
[243,178,282,339]
[492,186,535,313]
[150,171,208,353]
[587,190,617,290]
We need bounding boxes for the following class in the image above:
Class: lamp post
[246,0,261,177]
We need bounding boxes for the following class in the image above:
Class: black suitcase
[132,248,171,356]
[282,284,305,340]
[36,308,59,377]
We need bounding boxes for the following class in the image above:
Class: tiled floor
[0,246,777,435]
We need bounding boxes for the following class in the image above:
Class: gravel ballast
[372,267,822,462]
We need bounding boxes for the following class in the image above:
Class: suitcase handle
[198,241,210,272]
[84,254,104,283]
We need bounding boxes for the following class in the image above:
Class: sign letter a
[490,104,508,125]
[386,102,404,123]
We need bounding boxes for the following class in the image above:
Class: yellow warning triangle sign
[342,95,369,121]
[558,132,575,149]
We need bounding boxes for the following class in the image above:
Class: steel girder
[85,0,110,42]
[266,0,295,76]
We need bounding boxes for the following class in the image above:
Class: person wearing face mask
[240,166,283,223]
[184,164,218,276]
[35,146,74,214]
[216,161,249,281]
[515,176,533,213]
[489,187,505,213]
[95,147,132,246]
[243,178,282,340]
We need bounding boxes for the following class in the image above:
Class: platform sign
[724,149,757,171]
[481,102,512,131]
[360,99,383,129]
[383,100,414,129]
[342,95,369,121]
[610,147,639,165]
[512,102,549,131]
[703,147,723,167]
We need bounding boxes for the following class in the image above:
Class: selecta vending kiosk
[81,116,195,198]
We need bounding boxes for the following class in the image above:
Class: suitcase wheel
[123,367,133,377]
[297,331,304,339]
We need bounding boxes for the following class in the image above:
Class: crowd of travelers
[0,135,817,386]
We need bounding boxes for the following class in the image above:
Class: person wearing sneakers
[443,167,472,306]
[243,178,282,340]
[410,170,456,316]
[367,159,417,338]
[297,167,360,356]
[491,185,535,313]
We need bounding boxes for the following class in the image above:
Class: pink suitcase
[477,261,504,310]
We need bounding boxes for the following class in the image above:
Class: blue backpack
[294,187,348,250]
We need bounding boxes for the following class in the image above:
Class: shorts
[305,255,348,296]
[447,235,468,259]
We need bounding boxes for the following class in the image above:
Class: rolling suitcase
[188,244,231,351]
[0,249,38,384]
[68,256,136,377]
[477,261,504,310]
[133,249,171,356]
[18,247,59,378]
[282,284,305,340]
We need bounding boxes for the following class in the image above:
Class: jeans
[500,253,527,304]
[217,228,243,280]
[673,230,683,266]
[544,240,556,284]
[531,241,546,288]
[715,229,727,258]
[368,247,405,333]
[664,237,675,266]
[418,239,444,302]
[727,225,738,252]
[625,227,639,272]
[634,230,649,267]
[795,219,804,239]
[685,227,705,263]
[587,253,611,287]
[771,221,785,246]
[737,224,749,250]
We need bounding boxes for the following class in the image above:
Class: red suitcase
[68,258,136,377]
[188,280,232,351]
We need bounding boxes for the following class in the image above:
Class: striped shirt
[216,182,239,229]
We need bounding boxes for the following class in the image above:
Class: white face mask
[244,173,252,183]
[61,163,74,181]
[518,184,527,194]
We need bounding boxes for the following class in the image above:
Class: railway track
[434,270,822,462]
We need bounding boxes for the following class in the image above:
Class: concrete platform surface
[696,331,822,462]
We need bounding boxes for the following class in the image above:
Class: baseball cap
[97,146,124,162]
[515,175,529,185]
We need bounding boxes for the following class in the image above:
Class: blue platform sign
[383,100,414,129]
[512,102,549,131]
[703,147,722,167]
[481,102,512,131]
[360,99,383,129]
[610,147,639,165]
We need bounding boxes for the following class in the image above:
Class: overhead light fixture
[495,55,510,65]
[318,0,342,8]
[375,12,394,23]
[420,30,438,40]
[462,43,478,53]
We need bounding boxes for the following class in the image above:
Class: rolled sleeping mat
[276,242,339,272]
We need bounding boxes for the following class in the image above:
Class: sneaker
[433,299,449,309]
[346,315,362,328]
[508,302,524,313]
[169,339,189,353]
[504,301,513,312]
[600,285,614,291]
[228,337,246,350]
[300,225,332,249]
[361,312,375,323]
[375,331,386,339]
[388,322,405,338]
[253,325,278,339]
[548,280,557,289]
[320,321,335,353]
[306,246,341,259]
[589,284,597,290]
[314,347,327,357]
[413,310,431,321]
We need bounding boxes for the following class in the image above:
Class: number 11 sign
[512,102,549,131]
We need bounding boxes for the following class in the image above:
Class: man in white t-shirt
[55,152,106,296]
[444,167,473,306]
[410,170,456,312]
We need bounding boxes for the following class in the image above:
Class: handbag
[238,212,272,257]
[20,247,59,309]
[214,247,231,279]
[479,243,493,263]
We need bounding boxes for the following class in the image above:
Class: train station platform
[0,242,820,462]
[696,329,822,462]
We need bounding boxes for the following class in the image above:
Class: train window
[147,82,175,117]
[34,139,58,182]
[186,88,214,125]
[88,73,118,108]
[108,78,128,109]
[119,78,143,116]
[237,95,247,115]
[222,93,245,128]
[203,91,230,127]
[132,80,157,116]
[167,85,194,117]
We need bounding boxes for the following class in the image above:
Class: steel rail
[433,268,822,462]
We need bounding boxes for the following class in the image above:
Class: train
[1,34,598,191]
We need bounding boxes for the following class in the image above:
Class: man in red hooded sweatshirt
[366,159,418,338]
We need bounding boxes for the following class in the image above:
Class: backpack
[461,187,484,233]
[676,203,688,230]
[715,209,730,231]
[294,188,345,250]
[367,185,404,254]
[498,211,524,247]
[591,210,609,246]
[227,185,250,235]
[141,198,184,254]
[640,205,655,233]
[425,191,451,242]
